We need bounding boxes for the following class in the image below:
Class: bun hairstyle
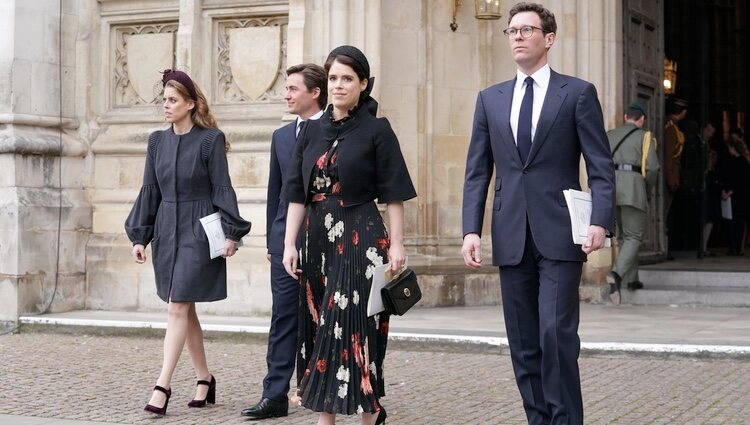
[162,70,229,152]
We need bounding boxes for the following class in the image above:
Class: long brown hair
[165,80,230,152]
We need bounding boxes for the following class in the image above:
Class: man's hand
[582,225,607,254]
[461,233,483,269]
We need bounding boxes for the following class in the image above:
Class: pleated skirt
[296,195,390,415]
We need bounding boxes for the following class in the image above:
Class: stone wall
[0,0,624,322]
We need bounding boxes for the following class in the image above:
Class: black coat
[282,104,416,206]
[125,126,251,302]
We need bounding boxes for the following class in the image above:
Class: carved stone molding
[215,16,288,104]
[112,22,178,109]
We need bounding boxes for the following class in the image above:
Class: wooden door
[623,0,665,259]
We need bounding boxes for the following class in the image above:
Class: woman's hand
[132,244,147,264]
[283,245,301,280]
[222,239,239,258]
[388,242,406,274]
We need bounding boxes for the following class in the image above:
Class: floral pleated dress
[296,135,391,415]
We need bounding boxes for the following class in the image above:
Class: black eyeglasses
[502,26,546,39]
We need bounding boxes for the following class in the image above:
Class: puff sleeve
[203,131,252,241]
[124,132,163,246]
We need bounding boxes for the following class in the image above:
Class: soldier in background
[606,102,660,304]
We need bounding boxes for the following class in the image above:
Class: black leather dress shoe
[240,398,288,420]
[627,281,644,291]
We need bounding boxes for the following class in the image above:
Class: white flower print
[357,405,364,414]
[313,176,330,190]
[366,247,384,266]
[365,264,375,279]
[336,365,350,382]
[327,220,344,242]
[337,383,348,399]
[337,294,348,310]
[369,361,377,378]
[334,322,343,339]
[333,292,348,310]
[352,290,360,305]
[321,253,326,274]
[300,342,305,359]
[320,315,325,326]
[324,213,333,230]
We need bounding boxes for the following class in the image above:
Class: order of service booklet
[367,258,408,317]
[199,212,243,259]
[562,189,611,247]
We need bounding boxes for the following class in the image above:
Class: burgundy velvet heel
[144,385,171,415]
[187,375,216,407]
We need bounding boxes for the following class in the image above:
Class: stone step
[623,268,750,307]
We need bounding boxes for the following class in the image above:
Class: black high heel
[375,406,387,424]
[144,385,171,415]
[187,375,216,407]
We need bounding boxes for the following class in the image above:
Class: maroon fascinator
[161,69,197,100]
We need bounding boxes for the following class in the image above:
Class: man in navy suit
[241,63,326,420]
[461,3,614,424]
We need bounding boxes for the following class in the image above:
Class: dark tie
[296,120,306,140]
[517,76,534,164]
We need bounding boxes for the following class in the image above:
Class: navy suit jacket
[462,69,615,266]
[266,121,297,256]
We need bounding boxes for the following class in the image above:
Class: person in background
[126,69,251,415]
[663,97,688,258]
[607,101,660,303]
[719,128,749,256]
[241,63,327,420]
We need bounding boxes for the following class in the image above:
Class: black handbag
[381,268,422,316]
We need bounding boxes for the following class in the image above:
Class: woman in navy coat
[125,70,250,415]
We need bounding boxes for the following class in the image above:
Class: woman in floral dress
[281,46,416,425]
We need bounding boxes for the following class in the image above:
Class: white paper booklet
[562,189,611,247]
[367,257,408,317]
[721,197,732,220]
[199,212,243,259]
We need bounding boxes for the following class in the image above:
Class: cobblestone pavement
[1,332,749,425]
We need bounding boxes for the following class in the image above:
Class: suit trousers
[261,254,300,402]
[500,228,584,425]
[613,206,646,284]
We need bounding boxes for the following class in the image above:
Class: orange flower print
[352,230,360,245]
[327,293,335,310]
[332,182,341,194]
[330,151,338,164]
[316,359,327,373]
[306,282,319,325]
[379,320,389,335]
[377,237,390,251]
[337,240,344,255]
[316,150,329,169]
[341,348,349,362]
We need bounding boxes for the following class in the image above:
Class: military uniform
[663,119,684,212]
[608,122,660,288]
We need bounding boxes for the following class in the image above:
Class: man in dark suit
[461,3,614,424]
[241,63,326,420]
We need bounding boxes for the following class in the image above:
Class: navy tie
[296,120,306,140]
[517,76,534,164]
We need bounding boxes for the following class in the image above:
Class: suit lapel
[495,79,523,167]
[526,70,567,165]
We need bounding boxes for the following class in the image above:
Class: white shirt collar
[515,64,551,91]
[296,110,324,127]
